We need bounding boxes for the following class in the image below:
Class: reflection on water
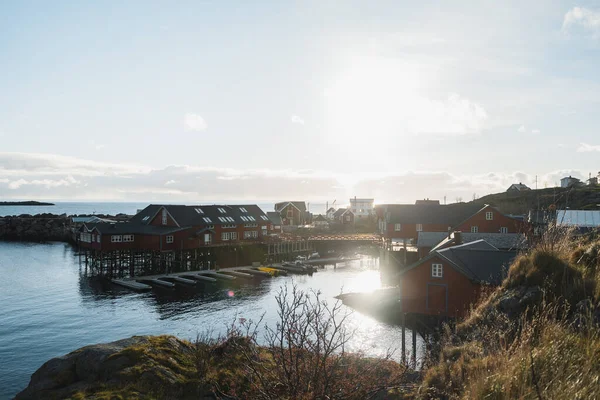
[0,242,424,399]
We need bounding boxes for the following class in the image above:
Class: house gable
[150,206,180,227]
[454,205,523,234]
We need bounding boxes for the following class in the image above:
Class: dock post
[401,312,406,365]
[412,317,417,368]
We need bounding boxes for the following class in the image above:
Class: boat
[279,262,316,274]
[256,266,287,277]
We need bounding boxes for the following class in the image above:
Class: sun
[324,55,424,150]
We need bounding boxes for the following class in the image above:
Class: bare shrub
[218,284,409,399]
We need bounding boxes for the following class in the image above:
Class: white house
[349,197,374,219]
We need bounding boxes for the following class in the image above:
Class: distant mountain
[0,201,55,206]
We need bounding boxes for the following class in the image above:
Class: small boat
[279,263,315,274]
[257,266,287,277]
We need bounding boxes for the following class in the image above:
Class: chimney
[453,231,462,245]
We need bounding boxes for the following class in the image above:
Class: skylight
[218,208,226,214]
[142,216,150,222]
[240,207,248,213]
[203,217,212,223]
[195,208,204,214]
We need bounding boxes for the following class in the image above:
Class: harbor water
[0,241,422,399]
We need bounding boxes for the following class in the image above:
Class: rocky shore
[0,214,72,241]
[15,335,413,400]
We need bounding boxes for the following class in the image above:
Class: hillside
[417,230,600,399]
[472,186,600,215]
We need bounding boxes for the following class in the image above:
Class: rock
[14,336,193,400]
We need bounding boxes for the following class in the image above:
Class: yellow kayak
[257,267,287,277]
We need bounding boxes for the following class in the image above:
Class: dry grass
[418,228,600,399]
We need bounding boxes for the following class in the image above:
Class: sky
[1,1,600,204]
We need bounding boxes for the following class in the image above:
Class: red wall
[400,255,481,317]
[150,208,178,227]
[385,223,450,240]
[455,206,524,234]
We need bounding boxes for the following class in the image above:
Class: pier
[110,263,311,292]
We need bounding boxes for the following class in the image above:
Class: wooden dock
[110,262,317,292]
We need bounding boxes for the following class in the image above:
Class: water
[0,242,422,399]
[0,201,331,217]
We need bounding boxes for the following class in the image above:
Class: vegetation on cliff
[418,228,600,399]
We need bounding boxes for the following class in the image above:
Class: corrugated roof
[556,210,600,227]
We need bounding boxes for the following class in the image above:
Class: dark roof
[334,208,353,218]
[314,214,327,222]
[415,199,440,205]
[267,211,282,225]
[507,183,531,191]
[383,202,483,225]
[437,246,516,286]
[401,240,516,286]
[274,201,307,213]
[130,204,270,227]
[430,232,527,251]
[83,222,186,235]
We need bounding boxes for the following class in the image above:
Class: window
[345,215,351,221]
[241,216,247,222]
[203,217,212,223]
[244,223,258,228]
[287,209,293,217]
[123,234,134,242]
[239,207,248,213]
[394,223,402,231]
[142,216,150,222]
[244,231,252,239]
[218,207,227,214]
[416,224,423,232]
[207,225,214,229]
[485,211,494,220]
[195,208,204,214]
[111,235,122,243]
[471,226,479,233]
[500,227,508,234]
[166,235,174,243]
[222,224,237,229]
[221,232,231,241]
[218,217,226,222]
[96,235,101,243]
[231,232,237,240]
[227,216,235,222]
[204,233,211,244]
[161,209,167,225]
[432,263,443,278]
[261,215,269,221]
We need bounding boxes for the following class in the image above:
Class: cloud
[0,152,591,203]
[531,129,540,134]
[7,176,79,190]
[563,7,600,36]
[577,143,600,152]
[518,125,526,133]
[183,113,208,131]
[291,115,305,125]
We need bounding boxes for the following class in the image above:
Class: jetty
[110,264,292,292]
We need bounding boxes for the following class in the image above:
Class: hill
[471,186,600,215]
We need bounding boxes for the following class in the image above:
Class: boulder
[15,336,196,400]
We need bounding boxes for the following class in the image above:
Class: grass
[418,228,600,399]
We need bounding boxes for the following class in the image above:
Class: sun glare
[324,56,424,148]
